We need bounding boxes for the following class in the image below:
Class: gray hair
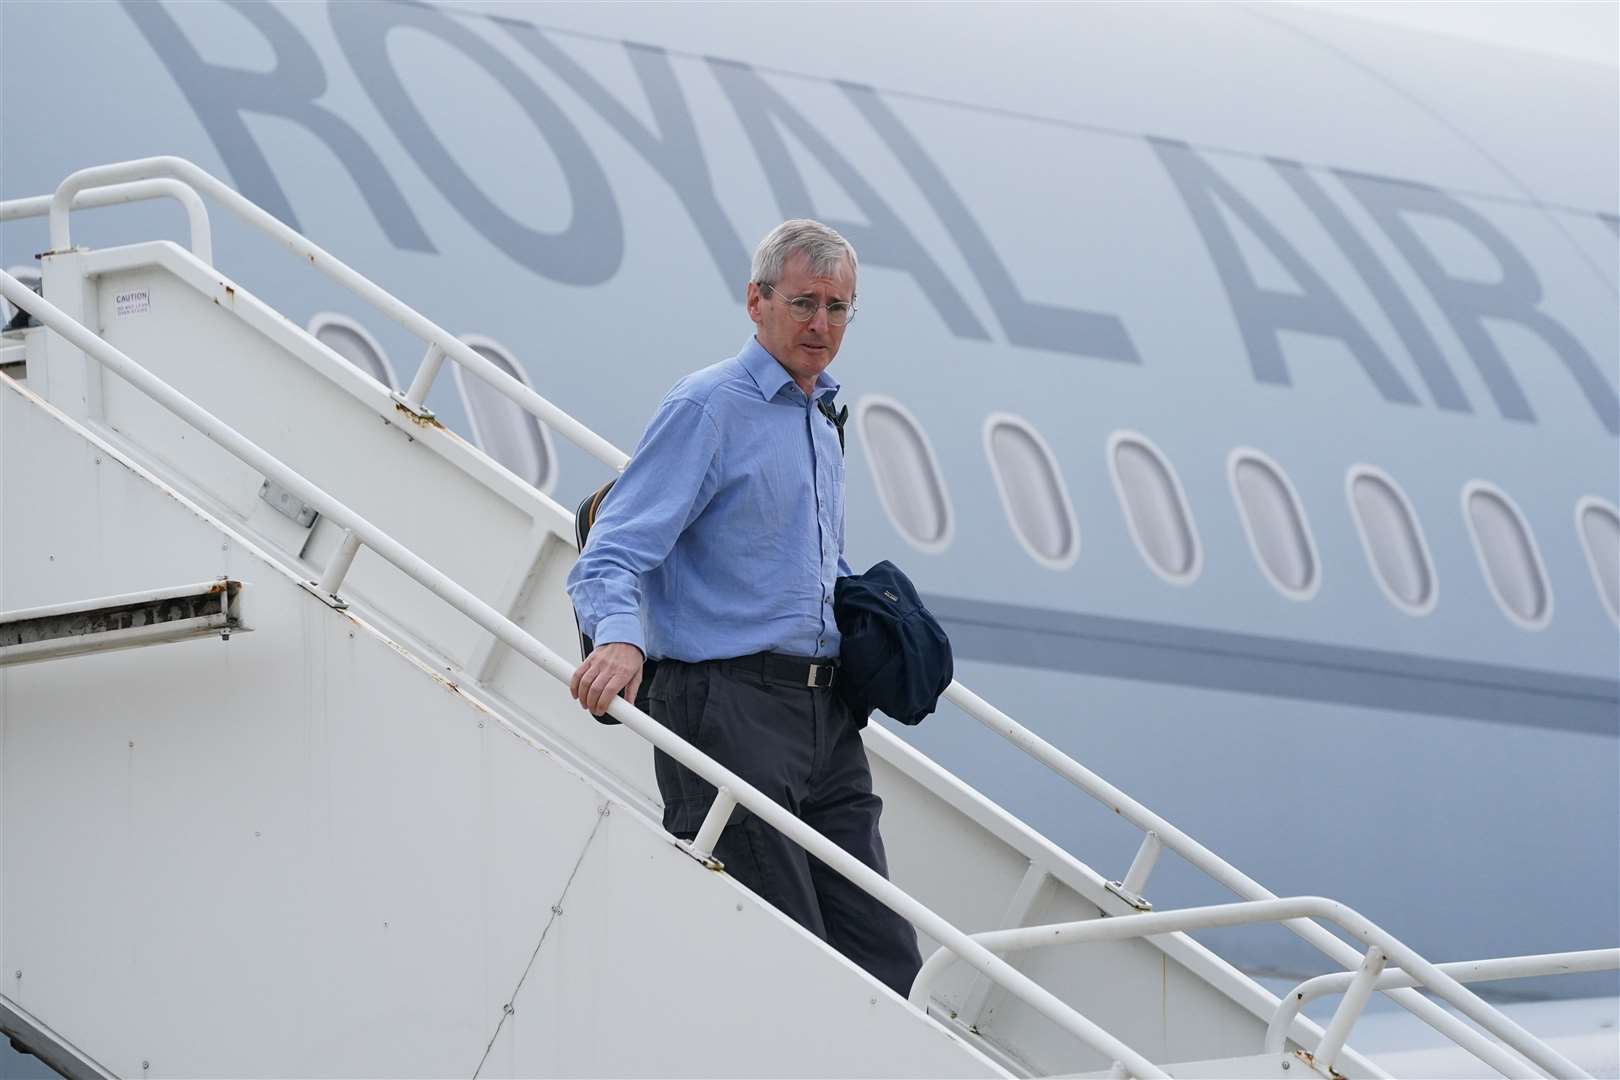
[750,219,858,291]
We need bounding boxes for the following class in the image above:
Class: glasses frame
[759,282,857,327]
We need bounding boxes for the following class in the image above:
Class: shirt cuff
[590,612,646,657]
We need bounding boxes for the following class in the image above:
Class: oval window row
[299,322,1614,634]
[856,399,1619,631]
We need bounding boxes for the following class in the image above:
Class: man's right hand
[570,641,646,717]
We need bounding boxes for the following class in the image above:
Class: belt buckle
[806,662,826,687]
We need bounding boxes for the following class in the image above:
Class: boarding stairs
[1,159,1613,1079]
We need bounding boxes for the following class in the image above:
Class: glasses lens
[765,285,855,326]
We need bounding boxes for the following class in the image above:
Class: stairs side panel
[0,381,1002,1078]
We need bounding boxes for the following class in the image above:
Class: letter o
[330,1,623,285]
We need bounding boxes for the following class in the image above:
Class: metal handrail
[908,897,1592,1080]
[44,157,624,471]
[18,157,1607,1077]
[1264,948,1620,1058]
[2,179,213,263]
[0,270,1166,1080]
[940,683,1573,1080]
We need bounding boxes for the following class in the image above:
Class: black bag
[833,561,953,727]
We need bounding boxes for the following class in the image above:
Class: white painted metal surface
[0,373,1003,1079]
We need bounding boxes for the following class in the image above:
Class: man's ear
[745,282,763,325]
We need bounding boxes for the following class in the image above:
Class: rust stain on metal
[395,400,444,430]
[1294,1050,1345,1080]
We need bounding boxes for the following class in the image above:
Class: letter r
[122,0,434,252]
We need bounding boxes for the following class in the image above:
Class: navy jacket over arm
[833,561,953,727]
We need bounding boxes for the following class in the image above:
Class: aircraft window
[984,414,1079,567]
[2,265,41,326]
[1109,432,1201,583]
[1230,450,1318,599]
[1347,467,1436,614]
[308,312,399,391]
[1576,497,1620,625]
[858,397,953,551]
[1463,482,1551,629]
[453,335,558,494]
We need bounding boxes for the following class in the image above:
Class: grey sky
[1287,1,1620,67]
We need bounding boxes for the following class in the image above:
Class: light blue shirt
[566,336,851,662]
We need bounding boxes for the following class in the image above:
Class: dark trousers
[647,657,923,998]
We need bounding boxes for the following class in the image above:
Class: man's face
[746,251,855,391]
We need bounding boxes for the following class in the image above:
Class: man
[565,219,922,997]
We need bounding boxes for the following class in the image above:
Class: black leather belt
[721,651,837,688]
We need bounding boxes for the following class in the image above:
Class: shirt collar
[740,335,841,403]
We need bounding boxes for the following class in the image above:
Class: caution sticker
[114,289,150,317]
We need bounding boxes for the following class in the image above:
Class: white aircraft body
[1,0,1616,1068]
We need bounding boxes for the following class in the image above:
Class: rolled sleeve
[566,396,721,655]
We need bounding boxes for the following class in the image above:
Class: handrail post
[1122,832,1161,895]
[1314,946,1386,1073]
[689,787,737,865]
[1107,831,1160,910]
[400,343,445,416]
[317,530,363,604]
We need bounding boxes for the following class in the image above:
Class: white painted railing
[908,897,1602,1080]
[1264,948,1620,1063]
[40,157,624,471]
[939,683,1584,1080]
[8,157,1609,1078]
[2,179,213,264]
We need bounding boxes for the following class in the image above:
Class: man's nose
[806,305,830,333]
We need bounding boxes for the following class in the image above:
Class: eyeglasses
[760,283,857,326]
